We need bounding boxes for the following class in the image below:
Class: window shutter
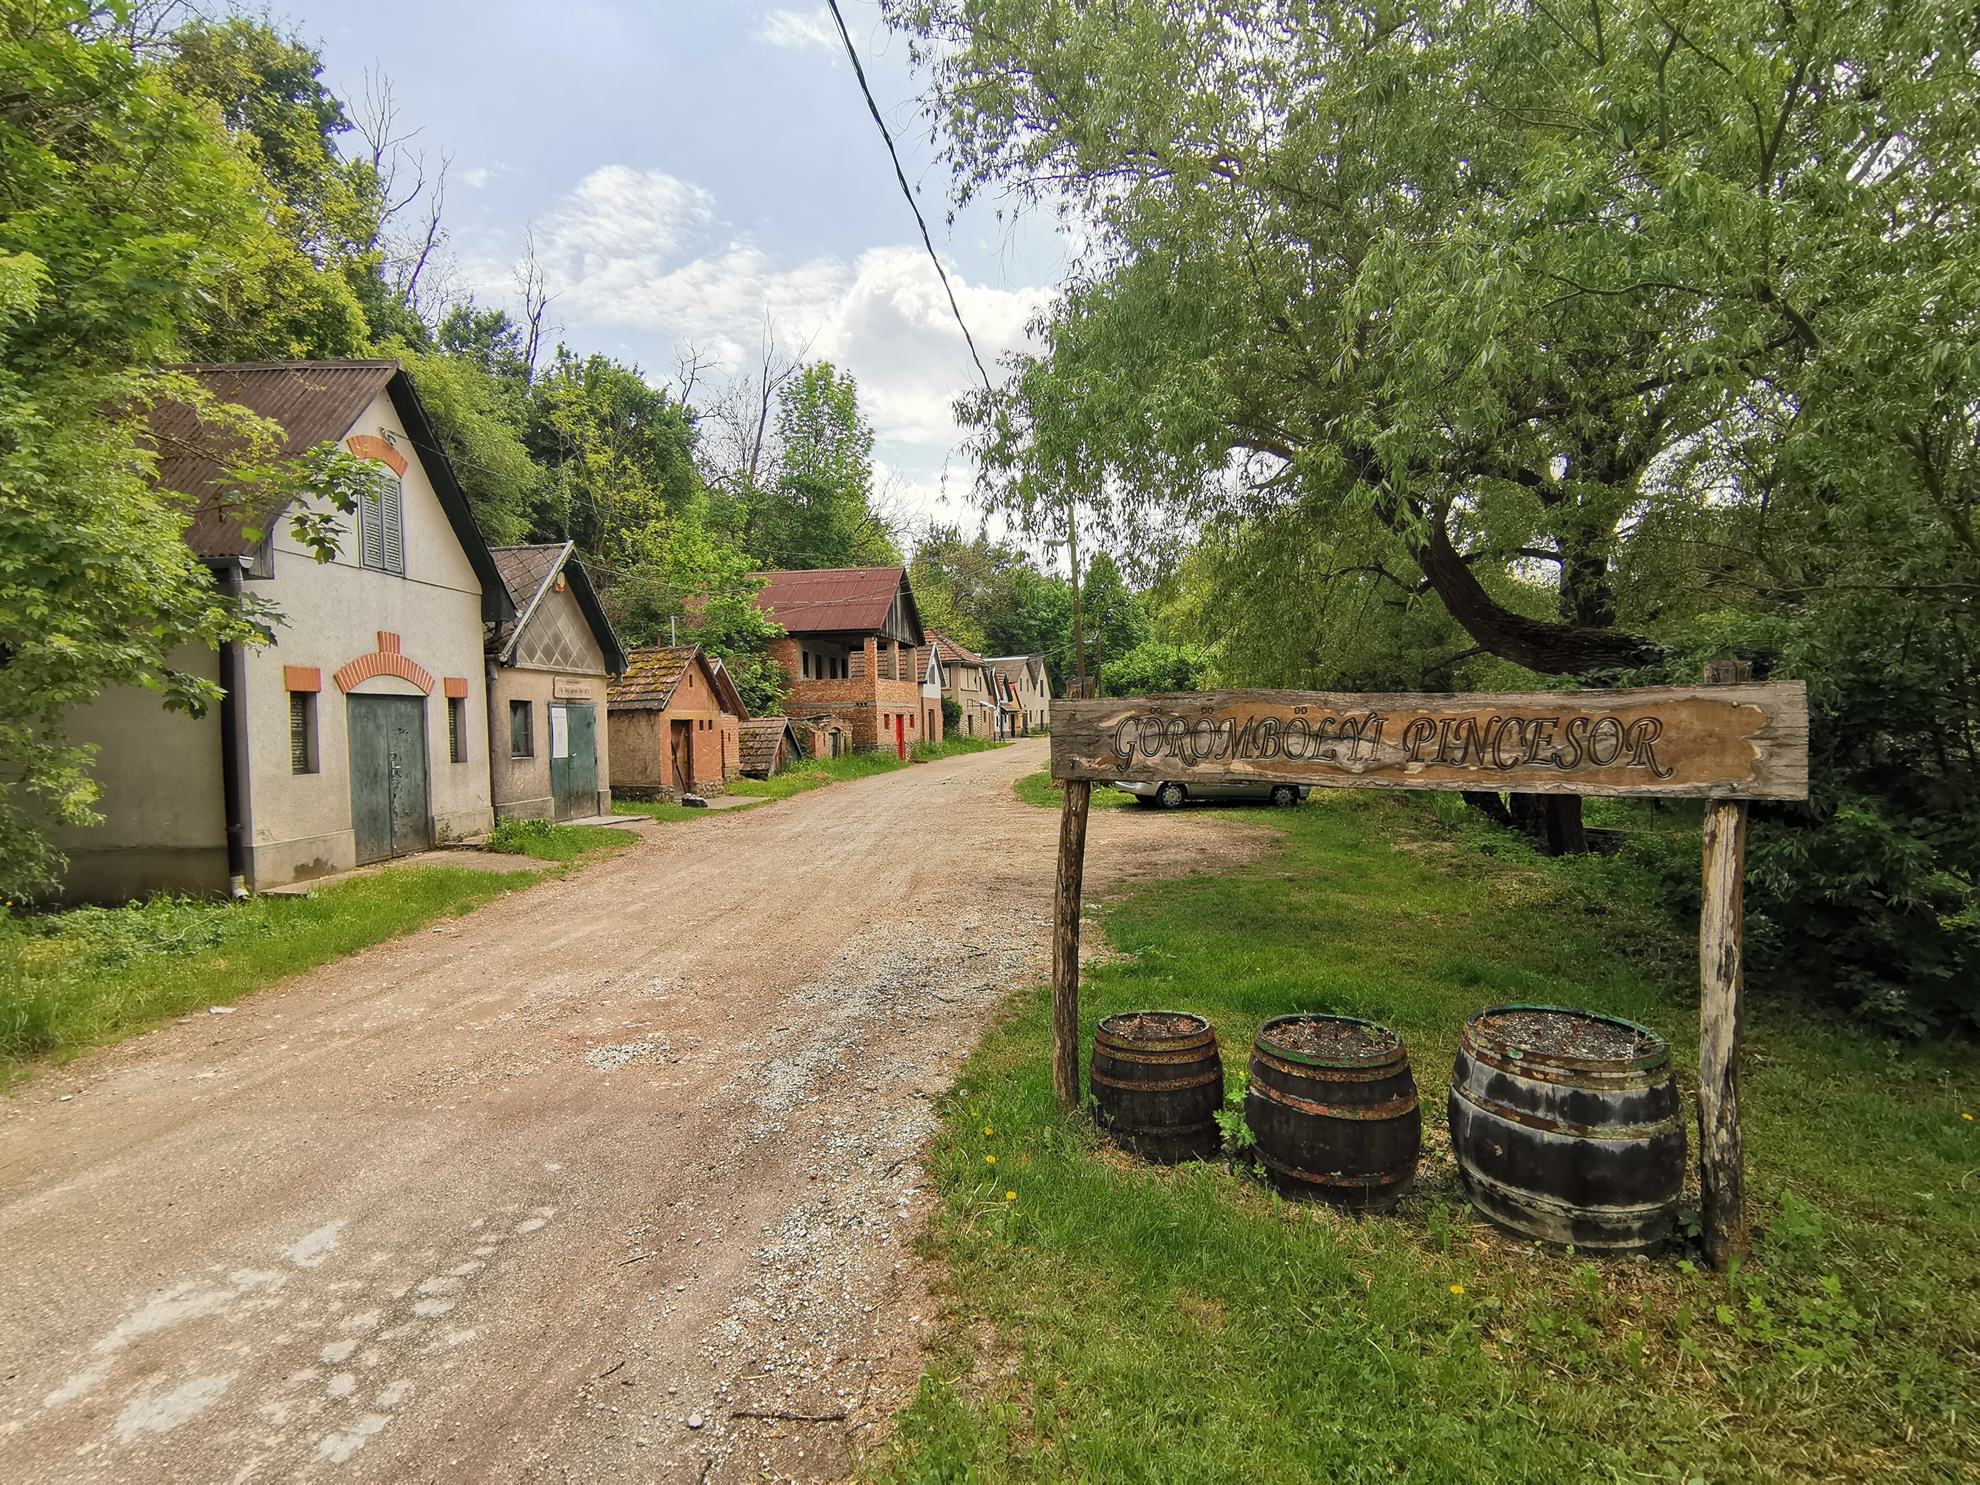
[360,481,384,570]
[289,693,313,773]
[381,477,404,575]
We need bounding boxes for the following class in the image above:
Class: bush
[1102,640,1212,696]
[941,696,962,732]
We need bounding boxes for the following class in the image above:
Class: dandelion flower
[983,1125,994,1136]
[1005,1191,1016,1202]
[985,1154,996,1165]
[1449,1284,1465,1296]
[1965,1113,1974,1122]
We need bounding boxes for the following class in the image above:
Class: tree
[0,4,371,902]
[1103,640,1211,697]
[163,15,376,359]
[895,0,1980,1030]
[525,347,701,555]
[392,341,540,545]
[746,362,900,569]
[604,515,787,716]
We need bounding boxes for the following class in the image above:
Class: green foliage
[0,7,384,903]
[483,819,631,862]
[527,347,702,554]
[1101,639,1211,697]
[940,696,962,732]
[895,0,1980,1033]
[392,340,540,544]
[746,361,900,569]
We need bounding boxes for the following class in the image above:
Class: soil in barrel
[1476,1008,1657,1061]
[1263,1016,1400,1060]
[1106,1012,1206,1040]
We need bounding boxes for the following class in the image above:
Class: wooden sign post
[1047,679,1808,1266]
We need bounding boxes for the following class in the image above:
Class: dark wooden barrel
[1244,1014,1420,1211]
[1448,1005,1685,1254]
[1090,1012,1223,1163]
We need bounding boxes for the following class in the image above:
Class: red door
[894,714,906,760]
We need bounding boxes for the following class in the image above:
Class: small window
[509,699,533,758]
[802,650,813,679]
[289,691,318,774]
[358,474,405,576]
[448,697,466,763]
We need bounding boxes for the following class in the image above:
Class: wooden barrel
[1245,1014,1420,1211]
[1090,1012,1223,1163]
[1448,1005,1685,1254]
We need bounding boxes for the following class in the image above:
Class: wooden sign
[1043,669,1808,1271]
[1049,684,1808,801]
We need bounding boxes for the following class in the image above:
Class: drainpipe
[216,559,251,899]
[485,657,503,822]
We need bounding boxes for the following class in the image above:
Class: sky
[270,0,1066,539]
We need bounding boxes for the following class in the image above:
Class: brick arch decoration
[333,630,434,694]
[345,433,409,477]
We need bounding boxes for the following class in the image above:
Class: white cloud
[756,6,840,53]
[464,164,1051,521]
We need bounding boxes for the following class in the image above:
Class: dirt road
[0,741,1247,1483]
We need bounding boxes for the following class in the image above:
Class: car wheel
[1156,782,1188,810]
[1270,785,1299,808]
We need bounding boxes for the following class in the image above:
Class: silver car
[1115,778,1309,809]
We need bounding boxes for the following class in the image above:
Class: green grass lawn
[1,867,536,1087]
[2,827,632,1088]
[884,792,1978,1482]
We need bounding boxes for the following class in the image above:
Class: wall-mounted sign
[552,677,590,700]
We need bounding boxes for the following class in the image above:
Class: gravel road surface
[0,740,1249,1482]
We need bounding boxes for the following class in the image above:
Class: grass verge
[885,792,1978,1482]
[2,866,544,1088]
[485,818,640,861]
[1011,766,1139,812]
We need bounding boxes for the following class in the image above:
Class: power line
[823,0,993,393]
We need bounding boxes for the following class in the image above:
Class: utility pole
[1068,496,1085,698]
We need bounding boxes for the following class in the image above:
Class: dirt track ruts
[0,740,1256,1483]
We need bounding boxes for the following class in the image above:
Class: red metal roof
[751,566,916,636]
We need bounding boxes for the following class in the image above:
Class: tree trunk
[1411,514,1658,676]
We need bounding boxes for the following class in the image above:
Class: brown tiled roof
[926,629,984,666]
[752,566,910,634]
[486,542,629,673]
[152,361,400,557]
[609,645,697,709]
[739,716,798,775]
[609,644,747,715]
[490,543,568,614]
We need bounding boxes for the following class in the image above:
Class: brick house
[752,566,941,756]
[486,543,626,822]
[606,645,748,800]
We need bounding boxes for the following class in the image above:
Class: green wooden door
[548,702,598,819]
[348,694,430,863]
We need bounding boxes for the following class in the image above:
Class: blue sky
[272,0,1064,529]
